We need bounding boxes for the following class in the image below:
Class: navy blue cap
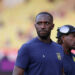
[57,25,75,38]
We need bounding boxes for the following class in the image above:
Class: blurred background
[0,0,75,75]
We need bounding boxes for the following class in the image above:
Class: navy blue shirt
[63,53,75,75]
[15,37,64,75]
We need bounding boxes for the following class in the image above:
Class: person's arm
[12,44,29,75]
[12,66,24,75]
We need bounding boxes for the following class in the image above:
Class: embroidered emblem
[72,56,75,62]
[56,53,61,60]
[42,54,45,58]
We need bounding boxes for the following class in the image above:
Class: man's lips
[39,30,47,33]
[40,31,47,33]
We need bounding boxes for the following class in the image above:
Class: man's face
[35,14,54,39]
[63,33,75,49]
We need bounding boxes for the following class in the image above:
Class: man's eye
[45,22,50,25]
[37,22,41,25]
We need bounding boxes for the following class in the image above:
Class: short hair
[36,12,53,22]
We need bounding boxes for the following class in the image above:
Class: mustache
[39,29,48,32]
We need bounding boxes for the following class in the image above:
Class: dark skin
[35,15,64,75]
[61,32,75,54]
[35,14,54,43]
[12,14,54,75]
[13,66,24,75]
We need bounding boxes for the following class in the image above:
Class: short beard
[37,31,50,40]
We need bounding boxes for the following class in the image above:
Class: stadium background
[0,0,75,75]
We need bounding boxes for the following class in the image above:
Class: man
[57,25,75,75]
[13,12,64,75]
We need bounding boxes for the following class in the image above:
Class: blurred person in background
[57,25,75,75]
[13,12,64,75]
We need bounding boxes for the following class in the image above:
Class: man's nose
[41,24,46,29]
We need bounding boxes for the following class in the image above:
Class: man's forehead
[71,32,75,35]
[64,32,75,37]
[36,14,51,22]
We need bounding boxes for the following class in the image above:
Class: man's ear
[61,35,65,43]
[34,22,36,27]
[51,24,54,30]
[61,35,65,40]
[34,24,36,28]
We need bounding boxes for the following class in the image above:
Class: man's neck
[38,36,52,44]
